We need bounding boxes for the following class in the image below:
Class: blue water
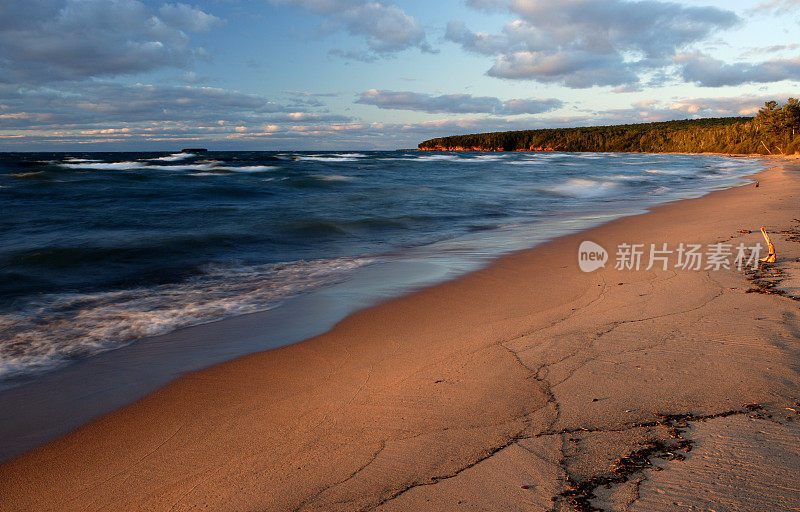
[0,150,766,381]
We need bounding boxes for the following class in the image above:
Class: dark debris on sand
[550,407,763,512]
[743,220,800,300]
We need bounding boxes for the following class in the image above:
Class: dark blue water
[0,150,765,381]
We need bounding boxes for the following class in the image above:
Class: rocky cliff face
[418,145,501,151]
[418,145,557,152]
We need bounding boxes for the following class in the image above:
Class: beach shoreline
[0,152,764,465]
[2,159,800,511]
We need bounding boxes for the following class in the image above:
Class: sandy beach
[2,160,800,511]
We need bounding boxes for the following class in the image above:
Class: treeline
[418,99,800,155]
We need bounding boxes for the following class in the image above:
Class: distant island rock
[180,148,208,153]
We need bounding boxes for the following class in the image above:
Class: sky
[1,0,800,150]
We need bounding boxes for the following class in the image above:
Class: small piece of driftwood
[761,226,776,263]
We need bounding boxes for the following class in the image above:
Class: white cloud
[445,19,512,56]
[0,80,364,150]
[1,93,789,150]
[464,0,508,12]
[487,51,639,87]
[0,0,222,84]
[268,0,431,58]
[676,52,800,87]
[356,89,562,114]
[283,90,340,97]
[666,94,790,116]
[0,83,292,128]
[158,3,223,32]
[446,0,740,88]
[740,44,800,58]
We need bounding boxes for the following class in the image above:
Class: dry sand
[2,162,800,511]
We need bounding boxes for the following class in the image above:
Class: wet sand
[2,161,800,511]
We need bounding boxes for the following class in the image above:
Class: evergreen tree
[419,98,800,155]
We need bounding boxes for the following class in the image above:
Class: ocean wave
[505,160,547,165]
[215,165,279,173]
[650,186,672,195]
[143,164,217,171]
[335,153,367,158]
[312,174,354,182]
[60,161,145,170]
[150,152,195,161]
[3,232,265,270]
[620,160,663,165]
[63,158,102,163]
[57,160,230,172]
[644,168,690,175]
[608,174,657,185]
[414,154,460,161]
[12,171,47,179]
[0,257,377,380]
[295,155,359,162]
[470,154,508,161]
[537,178,620,198]
[278,215,439,237]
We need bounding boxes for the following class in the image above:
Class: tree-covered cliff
[418,99,800,155]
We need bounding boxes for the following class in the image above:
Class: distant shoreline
[418,109,800,156]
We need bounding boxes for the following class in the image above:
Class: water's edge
[0,156,767,463]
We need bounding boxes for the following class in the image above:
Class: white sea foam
[506,160,547,165]
[142,164,215,171]
[59,159,225,172]
[609,174,644,181]
[650,186,672,195]
[60,161,145,170]
[414,154,460,161]
[644,168,691,175]
[0,257,377,380]
[540,178,619,198]
[470,154,507,161]
[215,165,278,173]
[150,152,194,161]
[295,156,359,162]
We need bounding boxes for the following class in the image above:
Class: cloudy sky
[1,0,799,150]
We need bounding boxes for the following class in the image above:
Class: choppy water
[0,150,766,381]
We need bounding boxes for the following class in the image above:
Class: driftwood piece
[761,226,776,263]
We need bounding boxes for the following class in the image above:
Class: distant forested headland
[418,99,800,155]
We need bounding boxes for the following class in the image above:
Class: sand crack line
[548,405,766,512]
